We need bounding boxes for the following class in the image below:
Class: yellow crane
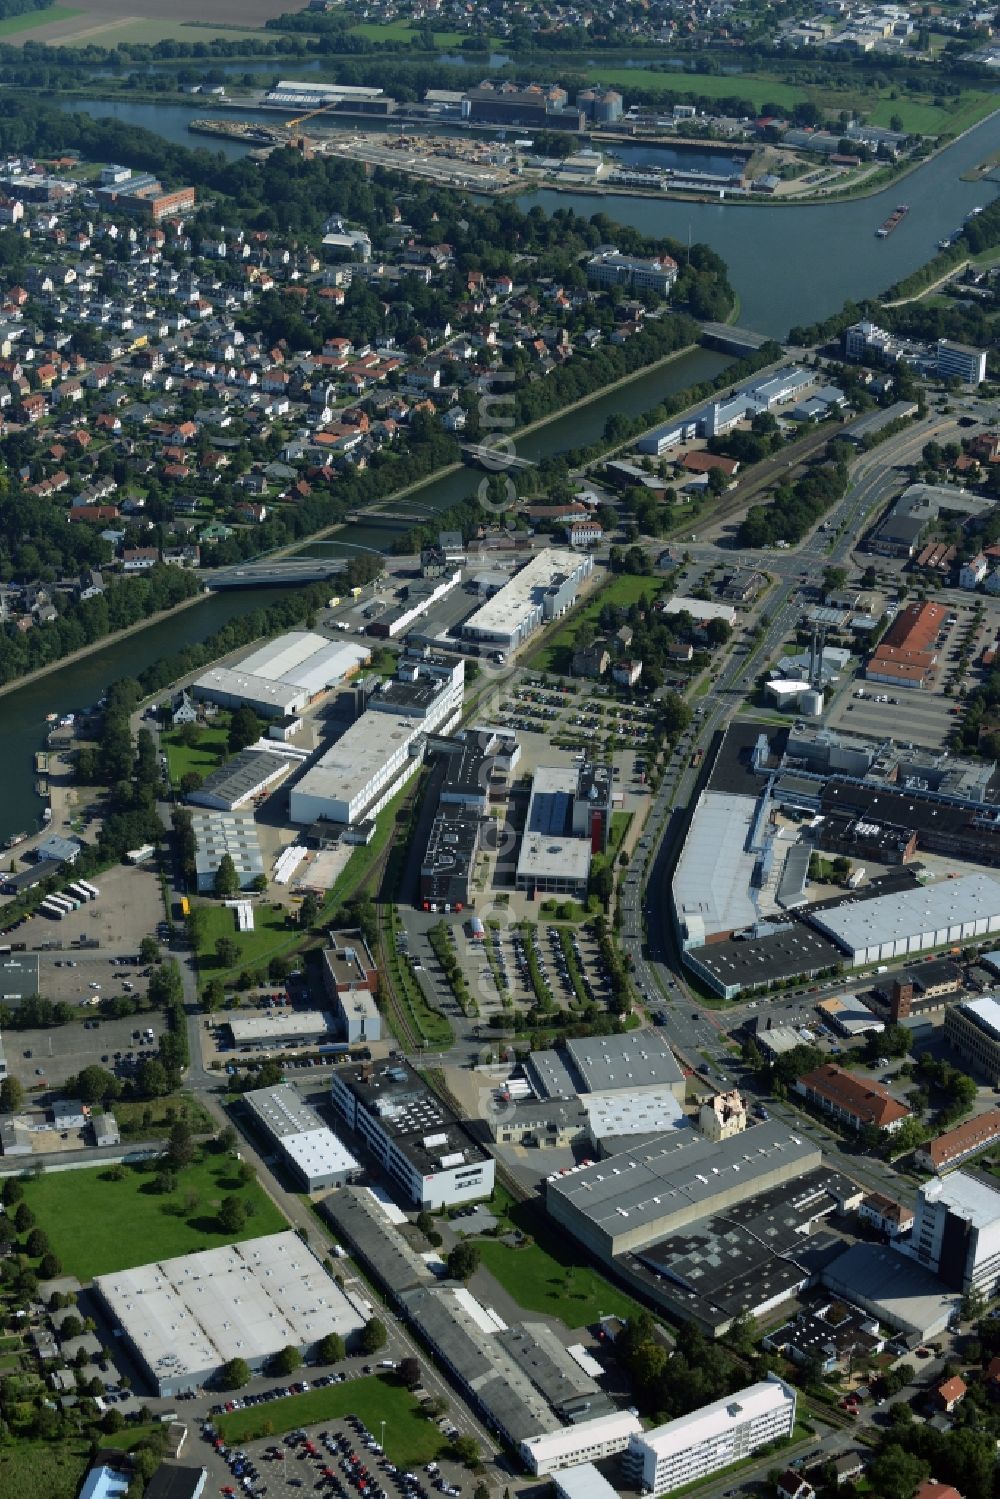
[284,99,340,132]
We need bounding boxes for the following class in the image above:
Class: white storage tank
[801,688,825,718]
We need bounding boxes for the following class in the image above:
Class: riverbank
[0,590,209,703]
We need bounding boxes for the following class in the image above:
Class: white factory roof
[281,1129,360,1182]
[463,548,583,636]
[636,1379,794,1460]
[516,832,592,884]
[921,1168,1000,1228]
[523,1412,643,1470]
[195,632,368,710]
[808,873,1000,953]
[228,1010,334,1044]
[292,710,424,813]
[661,596,737,626]
[956,994,1000,1040]
[673,791,759,941]
[582,1088,688,1142]
[95,1232,363,1383]
[552,1466,623,1499]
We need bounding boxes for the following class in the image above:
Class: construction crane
[284,98,341,132]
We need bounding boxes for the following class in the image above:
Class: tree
[167,1120,195,1171]
[214,854,240,899]
[204,978,226,1013]
[216,1125,237,1154]
[450,1436,481,1470]
[398,1356,421,1390]
[139,937,160,965]
[102,1408,125,1434]
[867,1445,928,1499]
[272,1344,302,1376]
[39,1252,61,1279]
[215,936,240,967]
[228,706,262,755]
[218,1196,247,1234]
[218,1357,251,1390]
[446,1242,481,1281]
[300,892,319,928]
[179,771,203,796]
[74,1065,120,1105]
[316,1332,346,1365]
[25,1228,49,1258]
[360,1317,387,1354]
[60,1314,83,1340]
[14,1203,34,1234]
[0,1076,24,1112]
[3,1177,23,1204]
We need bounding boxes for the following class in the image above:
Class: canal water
[58,94,1000,334]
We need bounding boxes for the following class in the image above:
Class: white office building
[462,549,593,652]
[623,1376,797,1495]
[289,657,463,826]
[521,1411,644,1475]
[906,1170,1000,1298]
[242,1083,360,1192]
[937,338,987,386]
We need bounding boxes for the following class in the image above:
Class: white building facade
[623,1376,797,1495]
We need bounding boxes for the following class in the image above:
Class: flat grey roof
[673,790,760,939]
[807,872,1000,952]
[566,1032,684,1093]
[321,1187,433,1294]
[822,1242,957,1338]
[228,1010,334,1044]
[186,748,290,808]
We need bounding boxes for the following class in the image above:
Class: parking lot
[9,1008,163,1090]
[200,1403,471,1499]
[6,863,164,953]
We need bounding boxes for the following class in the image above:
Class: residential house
[960,552,988,590]
[122,547,158,572]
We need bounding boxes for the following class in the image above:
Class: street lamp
[380,1420,386,1455]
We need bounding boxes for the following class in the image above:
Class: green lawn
[349,21,469,45]
[22,1150,287,1281]
[0,1440,90,1499]
[0,4,78,33]
[162,718,231,787]
[111,1090,216,1140]
[475,1197,641,1327]
[529,573,663,672]
[215,1375,446,1462]
[194,899,300,983]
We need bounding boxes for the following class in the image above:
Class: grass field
[0,1440,91,1499]
[0,4,77,33]
[112,1089,216,1139]
[475,1193,640,1327]
[22,1150,287,1280]
[194,900,300,983]
[162,718,230,788]
[529,572,662,672]
[349,22,469,46]
[215,1375,446,1462]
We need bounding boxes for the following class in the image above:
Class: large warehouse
[193,632,370,719]
[462,549,593,652]
[94,1232,365,1395]
[190,810,264,893]
[289,657,464,827]
[805,872,1000,966]
[186,747,293,813]
[673,791,760,947]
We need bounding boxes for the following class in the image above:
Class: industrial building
[189,810,264,893]
[420,806,483,912]
[905,1171,1000,1297]
[461,548,593,652]
[185,747,293,812]
[814,995,884,1037]
[0,954,39,1003]
[329,1059,495,1209]
[944,996,1000,1085]
[546,1119,821,1261]
[672,790,759,946]
[193,632,370,719]
[821,1242,958,1340]
[321,932,380,1044]
[289,656,464,827]
[226,1010,335,1052]
[805,873,1000,966]
[321,1187,435,1303]
[461,82,579,129]
[242,1083,360,1191]
[94,1233,365,1395]
[622,1376,797,1496]
[264,80,394,115]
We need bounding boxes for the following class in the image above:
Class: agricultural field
[21,1149,286,1280]
[7,0,293,46]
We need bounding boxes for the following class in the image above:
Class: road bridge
[206,558,347,588]
[460,442,536,470]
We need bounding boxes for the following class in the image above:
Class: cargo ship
[876,203,909,237]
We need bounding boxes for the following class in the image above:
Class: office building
[514,761,612,898]
[289,657,464,826]
[937,338,987,386]
[419,806,483,913]
[242,1083,360,1191]
[586,249,679,297]
[329,1059,494,1209]
[94,1233,364,1395]
[189,809,264,893]
[321,931,380,1043]
[795,1065,910,1133]
[461,548,593,652]
[521,1411,643,1475]
[194,632,370,719]
[804,872,1000,966]
[907,1170,1000,1297]
[622,1376,796,1495]
[945,996,1000,1085]
[916,1108,1000,1174]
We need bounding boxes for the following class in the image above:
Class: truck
[179,896,190,918]
[690,749,703,769]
